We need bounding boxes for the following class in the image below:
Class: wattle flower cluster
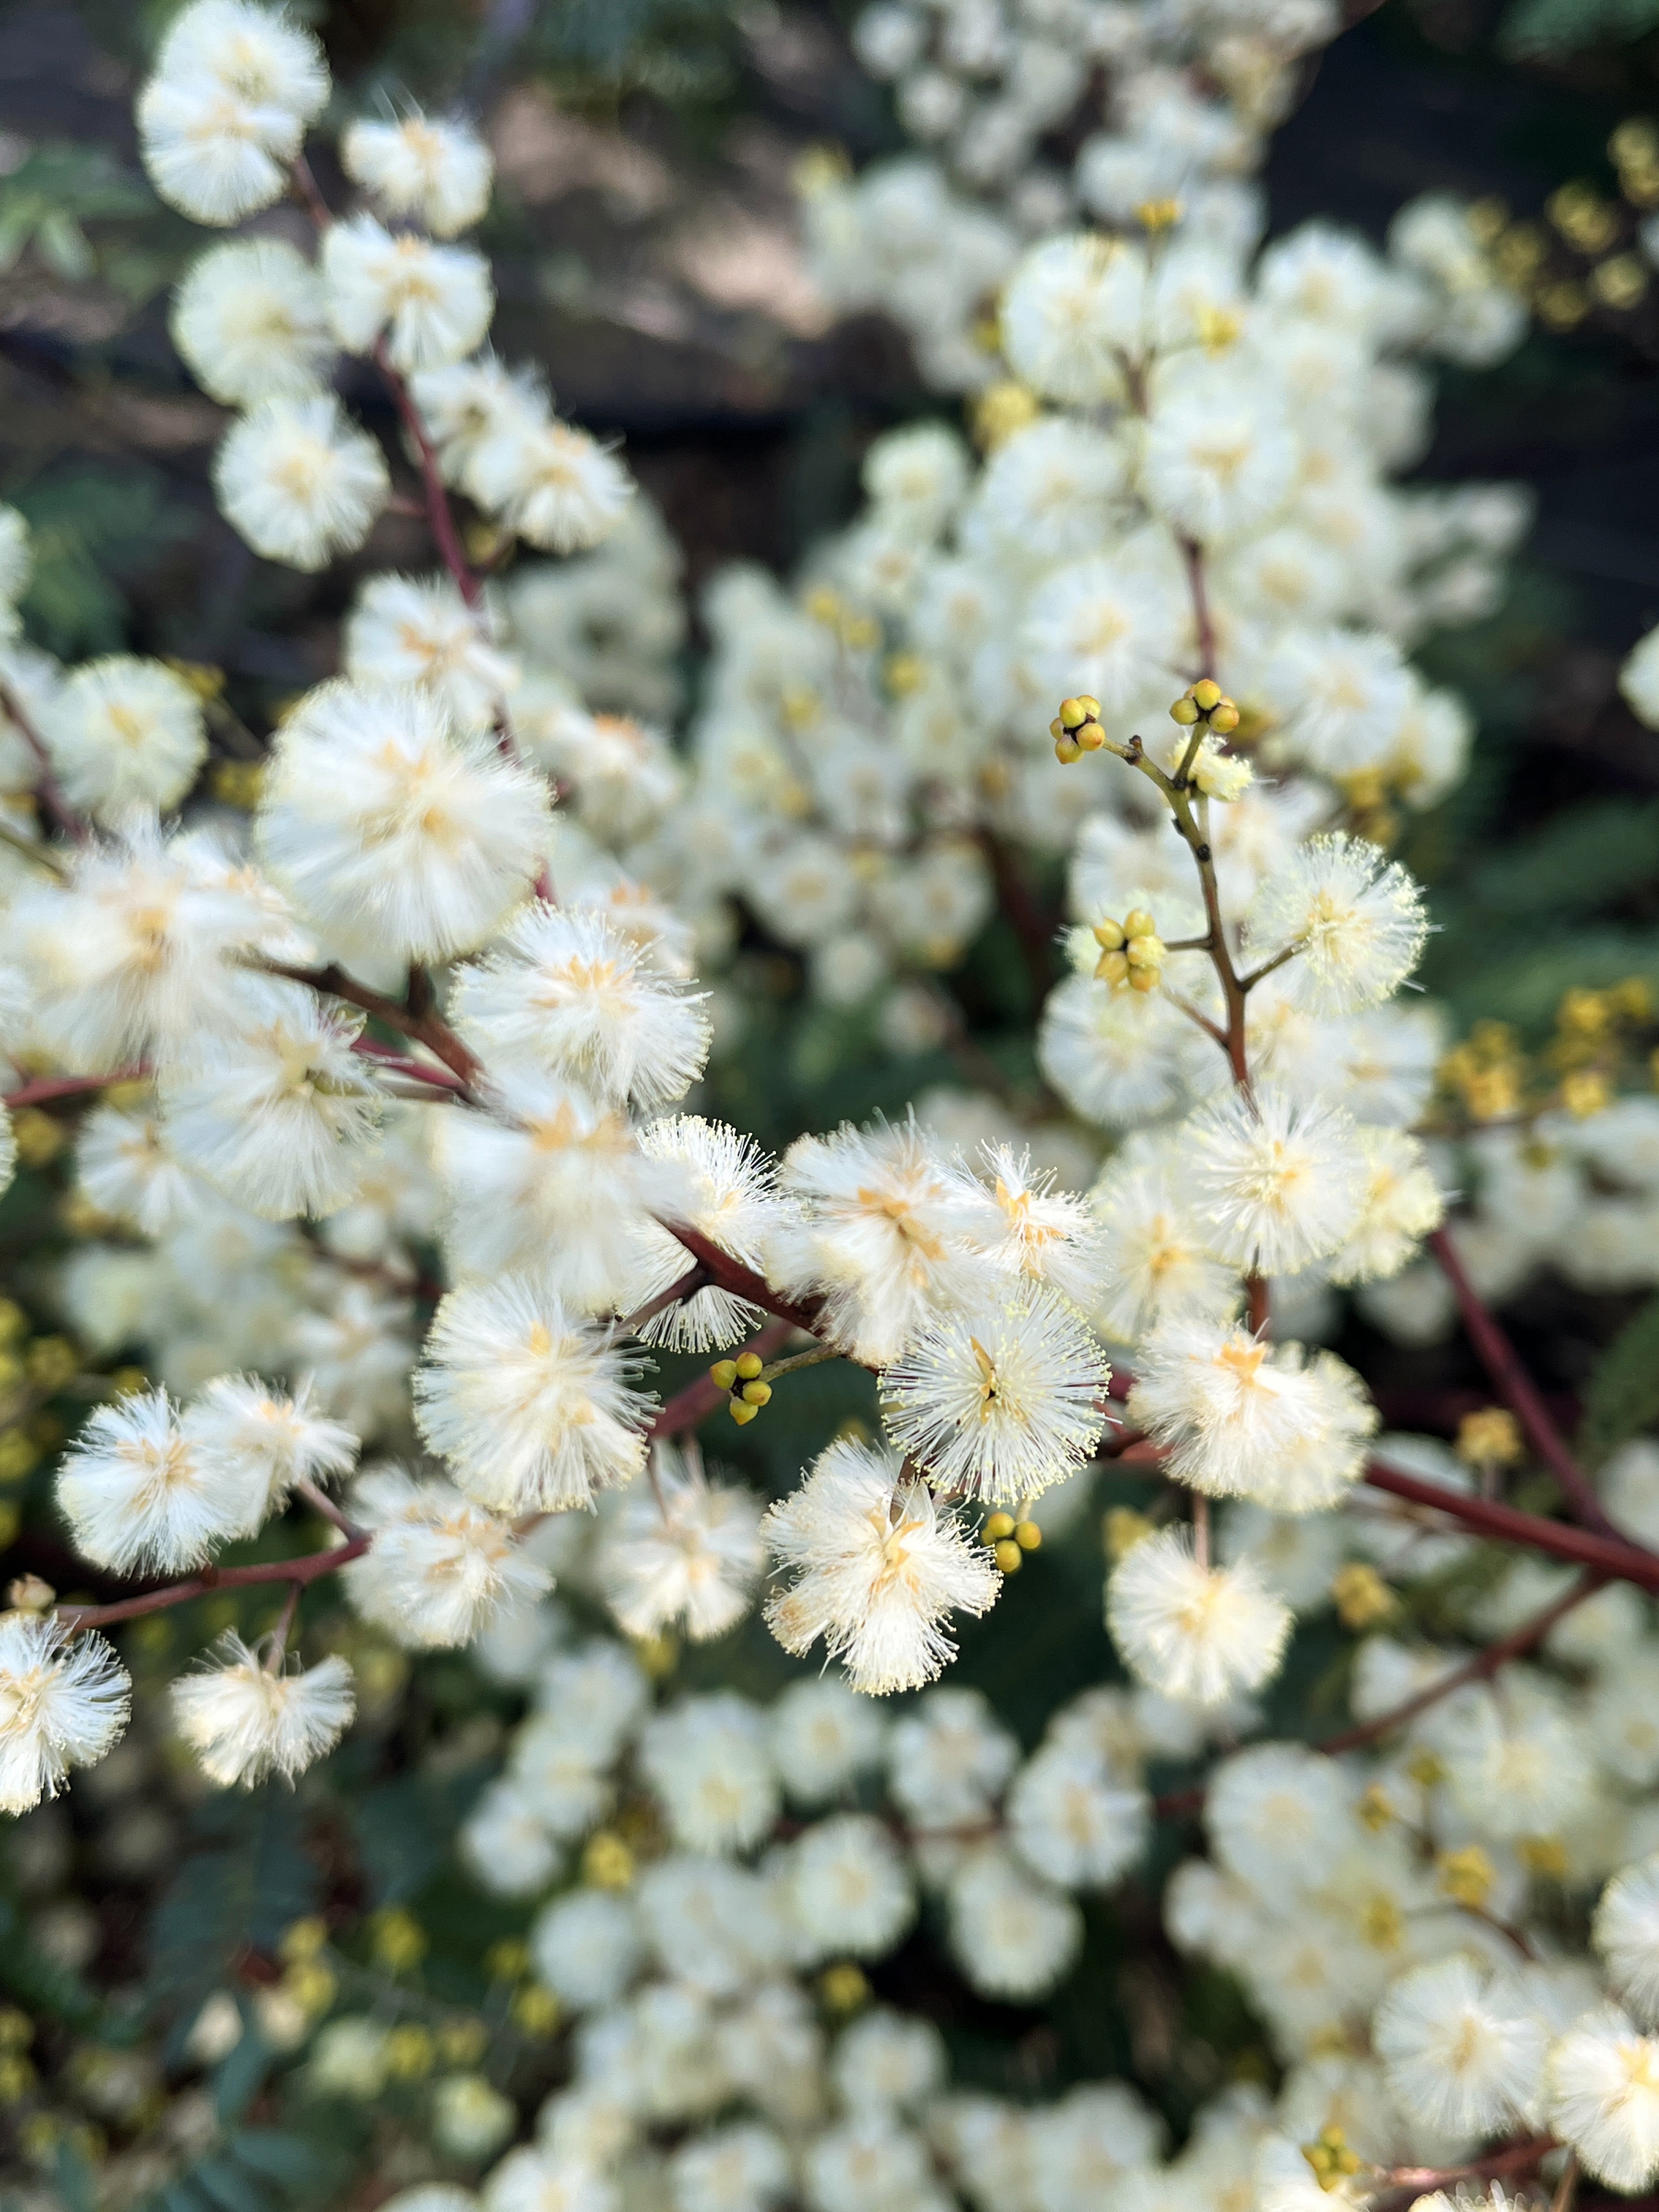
[4,7,1659,2212]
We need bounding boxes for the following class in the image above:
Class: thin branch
[0,674,87,842]
[266,960,482,1091]
[292,1478,364,1543]
[371,339,484,613]
[1320,1572,1602,1758]
[266,1579,304,1663]
[1377,2136,1554,2197]
[1238,941,1303,993]
[348,1037,470,1096]
[1427,1227,1618,1538]
[1181,535,1218,682]
[761,1343,843,1383]
[621,1263,709,1337]
[661,1222,834,1344]
[56,1532,371,1635]
[4,1068,146,1110]
[1364,1456,1659,1592]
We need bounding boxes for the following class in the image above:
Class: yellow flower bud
[735,1351,764,1379]
[1170,695,1201,726]
[1095,949,1130,986]
[819,1962,870,2014]
[740,1379,772,1407]
[1126,934,1162,967]
[1437,1844,1494,1908]
[1105,1506,1154,1560]
[1456,1407,1522,1467]
[1562,1069,1609,1118]
[1054,734,1083,764]
[982,1511,1016,1541]
[1331,1562,1396,1630]
[1192,678,1222,712]
[1128,966,1160,993]
[1208,699,1240,734]
[710,1360,738,1391]
[993,1539,1022,1573]
[1122,908,1154,941]
[1075,695,1101,721]
[729,1400,759,1425]
[1058,696,1089,730]
[513,1985,564,2037]
[1077,719,1107,750]
[1093,918,1126,950]
[1050,718,1066,742]
[1013,1520,1042,1551]
[1518,1835,1570,1880]
[583,1831,635,1889]
[1356,1783,1393,1832]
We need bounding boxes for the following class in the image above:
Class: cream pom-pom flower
[341,110,494,237]
[413,1271,656,1515]
[879,1283,1110,1505]
[1106,1526,1291,1706]
[170,238,335,407]
[255,679,549,963]
[0,1614,131,1815]
[449,901,711,1110]
[171,1634,355,1788]
[763,1440,1001,1696]
[321,214,494,374]
[42,655,207,827]
[213,394,389,571]
[58,1388,255,1574]
[1243,833,1429,1015]
[1129,1314,1375,1510]
[998,232,1146,407]
[1184,1085,1368,1278]
[342,572,519,734]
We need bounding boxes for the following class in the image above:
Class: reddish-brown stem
[978,828,1056,1007]
[292,1478,364,1543]
[1427,1227,1616,1538]
[56,1533,370,1635]
[1154,1570,1603,1821]
[0,674,89,842]
[267,961,482,1091]
[662,1223,831,1342]
[1246,1275,1270,1335]
[4,1068,145,1110]
[348,1037,470,1096]
[1181,536,1218,682]
[622,1264,709,1337]
[266,1579,304,1663]
[372,339,484,612]
[1314,1570,1603,1758]
[649,1319,795,1441]
[1364,1456,1659,1591]
[1380,2136,1555,2195]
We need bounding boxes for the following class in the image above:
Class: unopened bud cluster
[1092,911,1164,993]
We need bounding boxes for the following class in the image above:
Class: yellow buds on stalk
[1093,910,1165,993]
[1330,1562,1396,1630]
[1456,1407,1523,1468]
[982,1511,1041,1573]
[1051,693,1105,761]
[1301,2126,1363,2192]
[1170,679,1241,738]
[711,1350,772,1425]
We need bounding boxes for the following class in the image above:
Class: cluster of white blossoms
[805,0,1523,391]
[7,5,1659,2209]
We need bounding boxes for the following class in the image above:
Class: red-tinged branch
[622,1263,710,1338]
[1154,1570,1604,1822]
[661,1222,831,1341]
[268,960,482,1091]
[0,673,88,843]
[1378,2134,1555,2197]
[1180,535,1218,682]
[4,1068,146,1110]
[1313,1569,1603,1759]
[978,827,1058,1009]
[649,1318,795,1441]
[372,337,484,613]
[1364,1456,1659,1592]
[1428,1226,1617,1539]
[56,1533,371,1636]
[349,1037,470,1096]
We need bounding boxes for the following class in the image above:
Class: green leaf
[1579,1295,1659,1467]
[1501,0,1659,52]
